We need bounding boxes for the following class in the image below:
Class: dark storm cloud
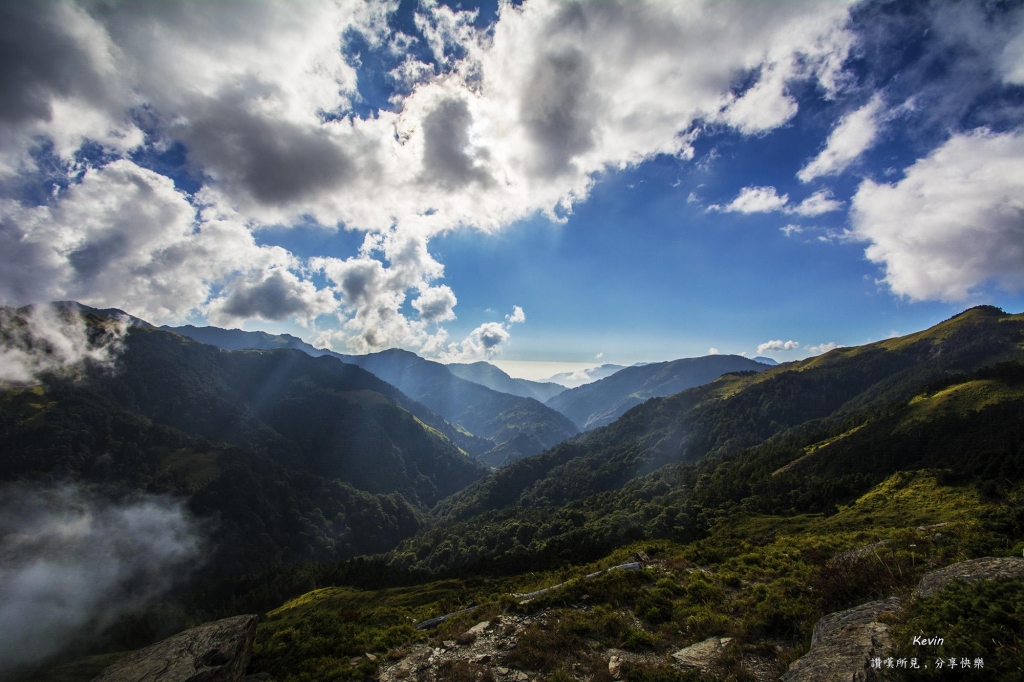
[0,3,115,125]
[420,98,492,189]
[520,46,598,178]
[216,270,332,322]
[178,88,359,206]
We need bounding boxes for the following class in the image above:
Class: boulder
[671,636,730,670]
[913,556,1024,598]
[93,615,258,682]
[781,598,901,682]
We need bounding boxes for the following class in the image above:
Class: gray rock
[781,598,901,682]
[913,557,1024,598]
[671,636,729,670]
[467,620,491,635]
[93,615,258,682]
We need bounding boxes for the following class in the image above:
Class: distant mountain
[343,349,578,465]
[166,327,578,466]
[447,361,565,402]
[544,363,627,388]
[545,354,768,430]
[753,356,779,365]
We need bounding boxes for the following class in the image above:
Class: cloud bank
[0,304,128,384]
[0,483,203,673]
[0,0,861,356]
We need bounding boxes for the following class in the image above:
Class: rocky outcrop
[670,637,733,670]
[783,555,1024,681]
[93,615,258,682]
[780,598,902,682]
[913,556,1024,598]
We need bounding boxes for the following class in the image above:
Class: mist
[0,483,204,674]
[0,304,128,384]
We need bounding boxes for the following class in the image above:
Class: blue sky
[2,0,1023,376]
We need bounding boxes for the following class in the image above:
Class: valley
[2,304,1023,682]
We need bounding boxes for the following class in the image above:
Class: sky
[1,0,1023,377]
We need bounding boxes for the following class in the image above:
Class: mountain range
[545,353,770,430]
[446,361,565,402]
[5,304,1024,682]
[164,325,578,466]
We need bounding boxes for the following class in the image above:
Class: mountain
[753,355,778,365]
[446,361,565,402]
[166,326,579,466]
[161,324,331,354]
[543,363,627,388]
[545,354,768,430]
[0,304,489,572]
[343,349,579,466]
[392,305,1024,573]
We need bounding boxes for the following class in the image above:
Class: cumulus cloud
[798,94,884,182]
[718,186,789,213]
[780,224,804,237]
[851,129,1024,301]
[715,187,842,217]
[791,190,844,216]
[0,160,313,324]
[439,305,525,362]
[0,483,202,673]
[708,347,719,355]
[807,341,841,354]
[757,339,800,354]
[0,304,127,384]
[206,269,336,327]
[506,305,526,324]
[0,0,861,355]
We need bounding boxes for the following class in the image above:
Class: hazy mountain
[343,349,578,465]
[544,363,627,388]
[545,354,768,430]
[166,327,579,465]
[753,356,779,365]
[447,361,565,402]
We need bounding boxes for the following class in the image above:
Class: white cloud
[807,341,841,354]
[757,339,800,354]
[850,129,1024,301]
[708,347,719,355]
[720,186,789,213]
[798,94,884,182]
[0,304,128,384]
[0,160,301,324]
[0,0,860,355]
[506,305,526,324]
[780,224,804,237]
[0,483,201,672]
[791,190,844,216]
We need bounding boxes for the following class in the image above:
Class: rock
[496,667,509,675]
[913,557,1024,598]
[94,615,258,682]
[671,636,729,670]
[467,620,491,635]
[608,655,622,679]
[442,640,457,649]
[781,598,901,682]
[474,654,491,664]
[365,653,377,662]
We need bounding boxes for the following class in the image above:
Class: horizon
[2,1,1023,370]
